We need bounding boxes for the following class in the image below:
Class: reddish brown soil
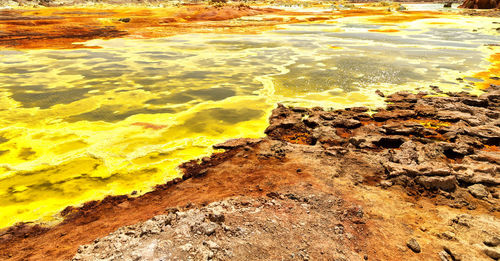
[0,5,283,49]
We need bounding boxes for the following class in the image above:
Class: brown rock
[415,104,437,116]
[406,238,421,253]
[439,250,453,261]
[483,248,500,260]
[437,110,473,122]
[332,118,362,129]
[457,171,500,185]
[383,123,423,135]
[467,184,489,198]
[462,98,489,107]
[459,0,500,9]
[373,110,416,121]
[416,176,456,192]
[484,236,500,247]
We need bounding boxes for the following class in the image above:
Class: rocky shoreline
[73,84,500,260]
[1,84,498,260]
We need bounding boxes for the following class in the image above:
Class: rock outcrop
[265,85,500,205]
[460,0,500,9]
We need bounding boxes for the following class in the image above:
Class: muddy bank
[1,83,499,260]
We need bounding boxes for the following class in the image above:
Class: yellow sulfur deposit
[0,5,498,228]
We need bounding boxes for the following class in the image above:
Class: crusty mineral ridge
[1,85,499,261]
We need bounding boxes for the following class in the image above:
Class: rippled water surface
[0,6,499,227]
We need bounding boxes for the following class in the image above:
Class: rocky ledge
[264,85,500,205]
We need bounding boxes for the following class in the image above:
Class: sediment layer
[1,83,499,260]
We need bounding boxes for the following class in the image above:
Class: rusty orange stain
[132,122,168,130]
[368,11,444,23]
[411,119,451,129]
[483,145,499,152]
[472,52,500,89]
[332,9,390,17]
[282,132,313,145]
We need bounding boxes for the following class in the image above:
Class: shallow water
[0,7,499,228]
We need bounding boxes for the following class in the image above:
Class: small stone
[443,247,457,261]
[406,238,421,253]
[118,18,131,23]
[380,180,393,189]
[483,248,500,259]
[334,118,362,129]
[439,231,456,240]
[334,224,344,235]
[439,250,452,261]
[203,240,219,250]
[484,236,500,247]
[208,212,225,224]
[140,220,160,236]
[200,222,218,236]
[180,243,193,252]
[468,184,489,199]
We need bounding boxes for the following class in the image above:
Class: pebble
[406,238,421,253]
[179,243,193,252]
[208,212,225,224]
[484,236,500,247]
[118,18,131,23]
[483,248,500,260]
[203,240,219,250]
[439,250,453,261]
[380,180,393,189]
[439,231,456,241]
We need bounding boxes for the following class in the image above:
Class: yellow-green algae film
[0,6,499,228]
